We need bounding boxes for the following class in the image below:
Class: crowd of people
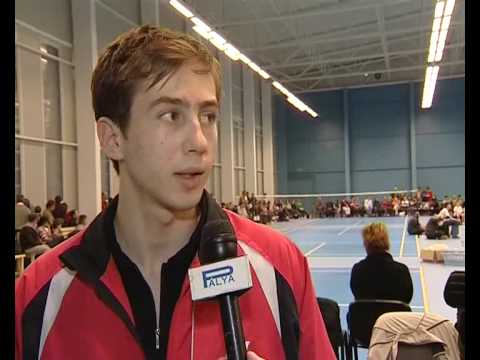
[221,191,310,225]
[407,199,465,240]
[313,187,464,219]
[15,194,88,257]
[220,187,465,228]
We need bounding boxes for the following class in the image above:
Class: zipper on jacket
[155,328,160,350]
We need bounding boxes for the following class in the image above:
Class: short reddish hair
[91,25,222,172]
[362,222,390,255]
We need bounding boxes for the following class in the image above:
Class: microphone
[188,219,252,360]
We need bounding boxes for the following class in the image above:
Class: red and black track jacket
[15,193,335,360]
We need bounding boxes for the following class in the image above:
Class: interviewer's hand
[217,351,265,360]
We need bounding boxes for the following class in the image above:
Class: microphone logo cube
[202,266,235,288]
[189,256,253,301]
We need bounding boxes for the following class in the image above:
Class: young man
[42,199,56,226]
[15,194,31,232]
[18,213,51,257]
[438,203,461,239]
[15,26,334,360]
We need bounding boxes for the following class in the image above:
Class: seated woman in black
[350,222,413,304]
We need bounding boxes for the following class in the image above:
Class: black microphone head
[199,219,238,265]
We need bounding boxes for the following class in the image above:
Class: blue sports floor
[270,216,465,359]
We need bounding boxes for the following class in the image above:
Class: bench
[15,253,38,277]
[15,254,26,277]
[60,226,76,237]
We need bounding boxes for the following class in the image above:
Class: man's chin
[165,189,204,212]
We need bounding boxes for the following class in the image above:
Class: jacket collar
[60,190,231,281]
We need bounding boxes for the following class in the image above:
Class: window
[232,63,246,196]
[15,70,21,196]
[42,44,63,198]
[255,77,264,195]
[42,45,62,141]
[45,143,63,199]
[15,24,78,207]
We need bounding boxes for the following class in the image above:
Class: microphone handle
[219,293,247,360]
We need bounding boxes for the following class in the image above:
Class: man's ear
[96,117,125,162]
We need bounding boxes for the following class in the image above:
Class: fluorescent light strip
[421,67,433,108]
[306,108,318,118]
[434,1,445,18]
[441,15,451,30]
[208,31,227,50]
[224,43,240,61]
[444,0,455,16]
[434,41,446,62]
[169,0,194,18]
[168,1,317,117]
[432,17,442,32]
[287,97,307,112]
[273,81,288,94]
[239,53,252,65]
[248,62,261,74]
[191,17,211,32]
[192,25,211,40]
[427,30,439,62]
[427,2,454,64]
[434,29,449,61]
[422,66,439,108]
[258,69,270,80]
[191,17,212,40]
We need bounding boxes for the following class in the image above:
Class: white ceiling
[189,0,465,93]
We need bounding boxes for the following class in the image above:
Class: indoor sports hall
[15,0,465,359]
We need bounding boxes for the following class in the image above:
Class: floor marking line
[337,219,363,236]
[304,242,326,257]
[415,234,420,258]
[282,218,326,235]
[399,216,408,258]
[419,264,430,313]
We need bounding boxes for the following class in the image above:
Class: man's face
[118,60,218,212]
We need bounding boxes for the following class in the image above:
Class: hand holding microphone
[188,219,253,360]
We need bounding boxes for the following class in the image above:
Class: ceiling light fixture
[421,65,439,109]
[422,0,456,109]
[168,0,319,118]
[224,43,240,61]
[169,0,194,18]
[208,31,227,50]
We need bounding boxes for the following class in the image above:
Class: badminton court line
[399,216,408,258]
[337,219,363,236]
[304,242,327,257]
[282,218,327,235]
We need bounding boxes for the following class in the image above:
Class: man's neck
[114,190,201,274]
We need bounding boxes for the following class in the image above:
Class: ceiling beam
[246,21,463,52]
[273,7,432,68]
[264,42,465,70]
[376,6,391,79]
[268,32,426,69]
[282,60,464,83]
[294,74,465,94]
[213,0,415,28]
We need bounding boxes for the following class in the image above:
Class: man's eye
[159,112,180,122]
[200,112,218,124]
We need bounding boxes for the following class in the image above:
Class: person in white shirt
[238,201,249,218]
[342,203,351,217]
[438,204,461,239]
[453,201,464,224]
